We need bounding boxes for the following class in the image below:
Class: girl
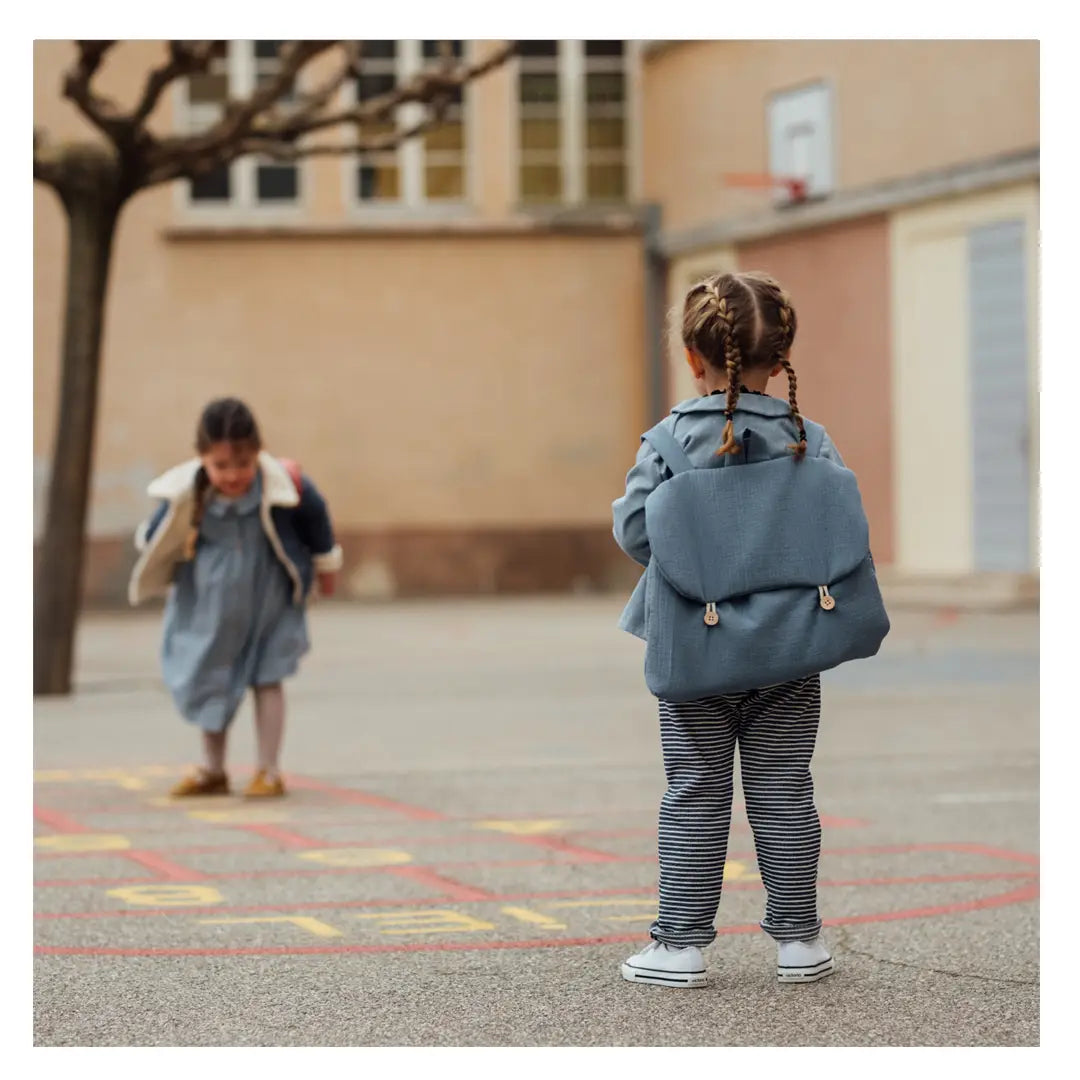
[612,271,847,988]
[128,397,343,799]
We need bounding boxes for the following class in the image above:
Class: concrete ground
[33,596,1039,1047]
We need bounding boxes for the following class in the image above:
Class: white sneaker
[620,940,708,988]
[776,936,835,984]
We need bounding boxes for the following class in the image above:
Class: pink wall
[738,216,894,562]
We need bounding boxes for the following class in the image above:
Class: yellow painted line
[723,861,759,881]
[107,885,225,907]
[352,910,495,934]
[35,766,175,784]
[199,916,342,938]
[500,906,568,930]
[34,833,131,853]
[298,848,412,868]
[548,898,658,909]
[473,819,569,836]
[187,807,290,824]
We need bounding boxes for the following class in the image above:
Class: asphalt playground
[32,597,1039,1047]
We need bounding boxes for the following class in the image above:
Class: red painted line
[34,841,1042,890]
[33,935,648,958]
[817,842,1039,863]
[236,824,320,849]
[33,881,1040,958]
[948,843,1040,866]
[31,833,496,860]
[383,865,494,902]
[819,815,871,829]
[822,881,1040,926]
[498,834,624,863]
[284,775,446,821]
[34,871,1039,924]
[121,851,206,881]
[815,871,1037,889]
[34,806,92,834]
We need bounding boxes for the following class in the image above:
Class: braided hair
[681,270,806,459]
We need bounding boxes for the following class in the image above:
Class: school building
[33,39,1039,607]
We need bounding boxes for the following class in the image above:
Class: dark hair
[681,271,806,458]
[183,398,263,560]
[195,396,262,454]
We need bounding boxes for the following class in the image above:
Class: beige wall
[736,217,895,564]
[889,182,1039,575]
[34,42,648,552]
[35,213,647,537]
[643,40,1039,233]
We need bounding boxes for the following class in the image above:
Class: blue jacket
[612,391,845,640]
[128,451,343,607]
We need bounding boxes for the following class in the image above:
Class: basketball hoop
[721,172,809,203]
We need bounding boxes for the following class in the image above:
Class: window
[351,39,470,209]
[182,41,302,210]
[767,82,834,202]
[517,40,634,205]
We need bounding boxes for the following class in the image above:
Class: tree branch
[238,102,454,162]
[136,40,518,189]
[130,40,220,130]
[61,41,129,142]
[199,40,340,153]
[270,41,516,141]
[272,40,361,133]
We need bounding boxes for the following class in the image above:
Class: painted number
[199,916,342,938]
[35,834,131,853]
[107,885,224,907]
[352,910,494,934]
[473,820,568,835]
[298,848,413,867]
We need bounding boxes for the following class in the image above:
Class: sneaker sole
[777,958,835,984]
[620,963,708,988]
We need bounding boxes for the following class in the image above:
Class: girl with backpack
[612,271,888,988]
[128,397,342,799]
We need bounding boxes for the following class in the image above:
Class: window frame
[341,39,477,218]
[173,40,311,221]
[512,39,641,208]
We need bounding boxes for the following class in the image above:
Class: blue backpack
[639,421,890,701]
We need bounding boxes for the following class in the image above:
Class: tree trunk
[34,145,124,696]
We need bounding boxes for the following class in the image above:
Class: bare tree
[33,40,517,696]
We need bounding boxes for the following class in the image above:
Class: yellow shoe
[169,769,230,797]
[244,770,286,799]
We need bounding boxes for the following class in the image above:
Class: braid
[780,357,808,458]
[714,295,742,457]
[183,467,211,561]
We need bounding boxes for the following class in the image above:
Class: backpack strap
[642,423,696,476]
[278,458,304,496]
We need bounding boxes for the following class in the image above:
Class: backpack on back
[640,421,890,700]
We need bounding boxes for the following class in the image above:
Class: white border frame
[765,77,838,204]
[341,39,478,220]
[512,39,641,209]
[172,41,311,225]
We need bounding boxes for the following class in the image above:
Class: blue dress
[161,473,310,733]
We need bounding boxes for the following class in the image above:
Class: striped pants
[650,675,823,948]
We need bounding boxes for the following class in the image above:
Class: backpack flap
[644,456,870,604]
